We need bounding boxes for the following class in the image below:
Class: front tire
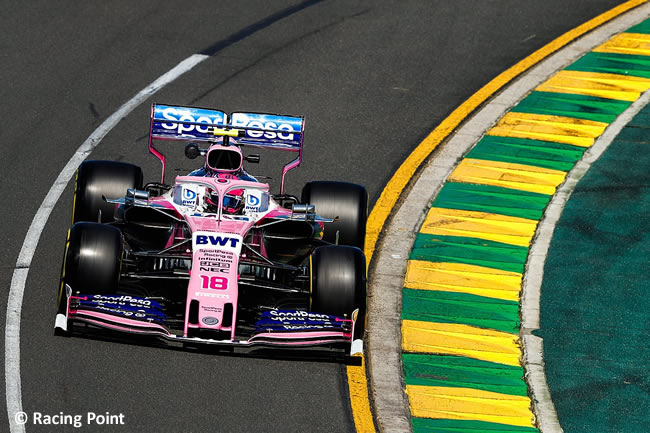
[310,245,366,338]
[72,160,143,223]
[301,181,368,249]
[59,222,123,298]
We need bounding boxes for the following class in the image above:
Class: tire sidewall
[73,160,143,223]
[63,222,123,294]
[310,245,366,319]
[302,181,368,249]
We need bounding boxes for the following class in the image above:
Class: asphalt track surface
[0,1,629,432]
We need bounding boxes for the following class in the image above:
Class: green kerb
[402,289,520,334]
[432,182,550,220]
[567,51,650,78]
[403,353,528,396]
[511,91,630,123]
[466,135,586,172]
[626,18,650,34]
[412,417,540,433]
[410,234,529,274]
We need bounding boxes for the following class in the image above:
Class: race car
[54,104,367,356]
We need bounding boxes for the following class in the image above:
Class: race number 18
[200,275,228,290]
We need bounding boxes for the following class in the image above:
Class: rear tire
[301,181,368,249]
[73,160,143,223]
[310,245,366,338]
[60,222,123,296]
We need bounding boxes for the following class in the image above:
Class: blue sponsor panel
[230,112,303,149]
[150,105,303,149]
[76,294,168,325]
[152,104,227,142]
[253,310,349,334]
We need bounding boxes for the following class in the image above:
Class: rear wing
[149,104,305,193]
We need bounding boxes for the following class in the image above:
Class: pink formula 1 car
[55,104,367,356]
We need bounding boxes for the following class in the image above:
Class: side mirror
[125,188,150,205]
[184,143,202,159]
[244,154,260,163]
[291,203,315,222]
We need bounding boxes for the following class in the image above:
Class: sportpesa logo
[92,295,152,307]
[157,106,226,135]
[230,112,296,141]
[155,106,297,140]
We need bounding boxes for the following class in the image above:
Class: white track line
[4,54,208,433]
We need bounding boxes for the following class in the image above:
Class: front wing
[55,286,363,355]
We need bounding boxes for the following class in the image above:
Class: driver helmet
[222,192,245,214]
[205,143,243,173]
[203,188,244,215]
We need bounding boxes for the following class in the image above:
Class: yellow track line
[348,1,648,431]
[347,356,376,432]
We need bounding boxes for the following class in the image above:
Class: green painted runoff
[539,95,650,433]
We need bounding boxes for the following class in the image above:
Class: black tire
[59,222,123,299]
[72,160,143,223]
[310,245,366,338]
[301,181,368,249]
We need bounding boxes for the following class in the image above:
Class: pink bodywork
[181,178,256,340]
[63,176,356,349]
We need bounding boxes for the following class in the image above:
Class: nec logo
[196,235,240,248]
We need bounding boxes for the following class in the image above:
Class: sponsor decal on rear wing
[149,103,305,192]
[151,104,227,142]
[151,104,304,150]
[229,112,303,150]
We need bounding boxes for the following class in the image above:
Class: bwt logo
[246,194,260,207]
[183,188,197,200]
[196,235,240,248]
[159,107,225,134]
[181,187,198,206]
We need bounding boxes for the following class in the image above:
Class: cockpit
[172,177,271,220]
